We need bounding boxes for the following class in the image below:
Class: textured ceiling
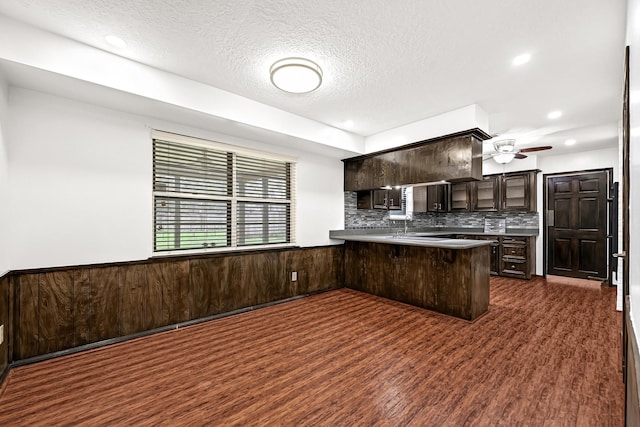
[0,0,627,154]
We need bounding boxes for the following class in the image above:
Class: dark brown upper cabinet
[427,184,449,212]
[413,184,449,213]
[500,171,538,212]
[463,170,539,213]
[357,189,401,210]
[450,182,472,211]
[343,129,489,191]
[473,175,500,211]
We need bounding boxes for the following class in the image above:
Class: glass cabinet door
[474,176,499,211]
[502,175,529,210]
[450,182,470,211]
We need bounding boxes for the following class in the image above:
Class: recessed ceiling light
[565,139,576,146]
[343,120,354,129]
[512,53,531,66]
[270,57,322,93]
[105,35,127,49]
[547,111,562,119]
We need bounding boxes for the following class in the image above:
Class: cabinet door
[356,191,373,209]
[475,235,500,275]
[473,176,499,211]
[450,182,471,211]
[500,236,531,279]
[427,184,449,212]
[502,174,530,211]
[372,189,402,210]
[412,186,427,213]
[387,188,402,210]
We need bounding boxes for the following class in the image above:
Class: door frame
[543,167,614,279]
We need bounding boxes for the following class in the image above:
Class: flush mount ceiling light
[547,110,562,119]
[270,57,322,93]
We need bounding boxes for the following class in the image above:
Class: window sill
[151,243,298,259]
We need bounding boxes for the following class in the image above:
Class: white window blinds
[152,133,295,253]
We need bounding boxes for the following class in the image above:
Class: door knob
[613,252,627,258]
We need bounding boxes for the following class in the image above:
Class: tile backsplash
[344,191,539,230]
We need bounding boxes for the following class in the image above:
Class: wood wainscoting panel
[190,257,228,319]
[149,260,190,327]
[0,275,9,375]
[10,246,344,360]
[296,246,345,295]
[72,270,92,346]
[119,265,148,336]
[17,274,39,359]
[38,271,75,354]
[89,266,120,342]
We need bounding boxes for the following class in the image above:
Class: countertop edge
[331,233,493,249]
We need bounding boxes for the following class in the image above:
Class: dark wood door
[547,171,609,279]
[622,46,630,388]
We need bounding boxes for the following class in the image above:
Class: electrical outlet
[0,325,3,345]
[291,271,298,282]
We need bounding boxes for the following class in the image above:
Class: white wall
[627,0,640,330]
[365,104,488,153]
[0,73,9,275]
[7,87,344,270]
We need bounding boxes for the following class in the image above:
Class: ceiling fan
[484,139,552,164]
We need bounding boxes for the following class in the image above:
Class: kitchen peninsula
[331,230,491,321]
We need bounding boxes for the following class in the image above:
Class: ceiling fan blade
[519,146,552,153]
[514,153,528,159]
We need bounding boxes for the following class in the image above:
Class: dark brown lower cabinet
[500,237,535,279]
[474,236,500,275]
[457,235,536,279]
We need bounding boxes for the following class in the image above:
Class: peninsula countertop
[329,227,538,249]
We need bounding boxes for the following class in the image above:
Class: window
[152,131,295,253]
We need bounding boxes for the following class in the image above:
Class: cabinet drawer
[502,245,526,258]
[502,237,528,245]
[501,259,527,277]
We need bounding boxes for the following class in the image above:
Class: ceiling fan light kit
[487,138,552,164]
[493,152,516,164]
[270,57,323,93]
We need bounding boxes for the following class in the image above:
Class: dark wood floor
[0,276,623,426]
